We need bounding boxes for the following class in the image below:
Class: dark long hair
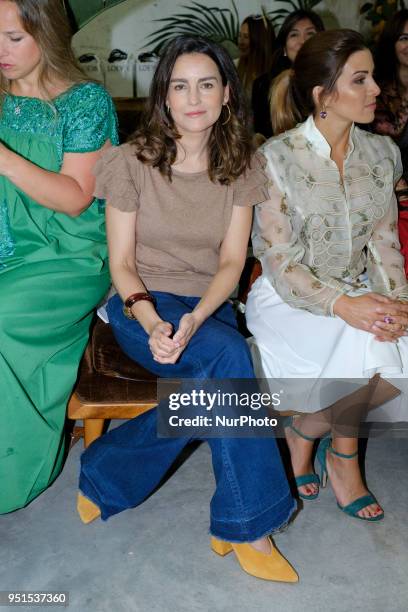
[130,36,252,184]
[237,15,276,92]
[271,29,367,134]
[269,9,325,78]
[374,9,408,92]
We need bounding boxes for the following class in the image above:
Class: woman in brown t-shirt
[77,35,298,583]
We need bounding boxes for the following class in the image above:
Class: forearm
[3,151,92,216]
[259,250,351,317]
[367,197,408,299]
[252,197,351,317]
[191,260,244,327]
[109,261,162,334]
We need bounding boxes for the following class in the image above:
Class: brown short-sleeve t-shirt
[93,143,267,296]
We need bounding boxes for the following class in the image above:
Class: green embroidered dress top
[0,82,118,513]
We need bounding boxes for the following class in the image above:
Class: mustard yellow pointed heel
[211,537,298,582]
[77,492,101,524]
[211,537,233,556]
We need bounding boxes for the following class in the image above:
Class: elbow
[66,195,94,217]
[219,256,247,278]
[67,208,84,218]
[109,258,137,279]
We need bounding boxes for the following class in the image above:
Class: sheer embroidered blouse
[252,115,408,317]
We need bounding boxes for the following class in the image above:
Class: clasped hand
[334,293,408,342]
[148,313,199,364]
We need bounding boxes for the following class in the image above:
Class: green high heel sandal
[316,437,384,521]
[283,416,320,501]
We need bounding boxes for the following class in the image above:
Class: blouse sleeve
[366,142,408,301]
[63,83,119,153]
[232,152,270,207]
[252,156,355,317]
[93,145,140,212]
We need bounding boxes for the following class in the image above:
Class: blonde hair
[269,70,301,135]
[269,30,367,136]
[0,0,88,100]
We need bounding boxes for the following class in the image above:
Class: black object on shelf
[108,49,128,63]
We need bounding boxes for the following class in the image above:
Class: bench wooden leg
[84,418,105,448]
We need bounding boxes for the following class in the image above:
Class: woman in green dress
[0,0,118,513]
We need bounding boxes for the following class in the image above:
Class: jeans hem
[209,494,296,543]
[79,474,123,521]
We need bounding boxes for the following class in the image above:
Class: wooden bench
[67,318,157,447]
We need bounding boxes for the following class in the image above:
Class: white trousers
[246,275,408,422]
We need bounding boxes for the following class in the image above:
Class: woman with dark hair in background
[247,30,408,521]
[237,14,276,99]
[77,35,298,583]
[0,0,118,514]
[372,9,408,274]
[252,9,324,138]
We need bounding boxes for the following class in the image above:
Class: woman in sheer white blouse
[246,30,408,522]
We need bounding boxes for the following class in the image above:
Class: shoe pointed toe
[211,537,298,582]
[77,492,101,524]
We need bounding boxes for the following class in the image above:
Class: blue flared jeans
[79,292,295,542]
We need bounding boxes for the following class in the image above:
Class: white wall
[72,0,367,96]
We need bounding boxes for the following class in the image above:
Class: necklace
[11,95,22,115]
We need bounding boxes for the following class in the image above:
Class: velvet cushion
[74,370,157,405]
[92,318,156,381]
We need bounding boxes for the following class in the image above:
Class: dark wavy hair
[129,36,252,185]
[374,9,408,92]
[268,9,325,78]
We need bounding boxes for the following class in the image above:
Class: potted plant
[360,0,406,42]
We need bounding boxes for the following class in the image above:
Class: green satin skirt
[0,147,109,514]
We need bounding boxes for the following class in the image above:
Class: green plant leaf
[214,9,239,39]
[273,0,299,7]
[66,0,127,29]
[145,1,240,52]
[270,8,295,14]
[189,3,227,36]
[269,0,324,25]
[179,11,223,36]
[185,2,224,34]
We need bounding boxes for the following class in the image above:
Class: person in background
[252,9,324,138]
[0,0,118,514]
[237,14,276,100]
[246,30,408,521]
[372,8,408,275]
[77,35,298,584]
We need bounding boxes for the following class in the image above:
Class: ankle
[330,440,358,458]
[326,452,364,488]
[249,537,272,554]
[286,428,314,451]
[286,434,314,468]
